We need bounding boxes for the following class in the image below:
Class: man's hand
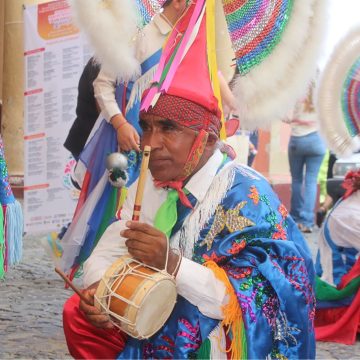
[79,283,114,329]
[121,221,180,275]
[111,113,140,152]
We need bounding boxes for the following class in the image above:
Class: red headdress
[140,0,223,207]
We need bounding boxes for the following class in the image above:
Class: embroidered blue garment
[118,165,316,359]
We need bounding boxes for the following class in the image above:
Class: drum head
[135,276,177,338]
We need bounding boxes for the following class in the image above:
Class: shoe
[298,223,313,233]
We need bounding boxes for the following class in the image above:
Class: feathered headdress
[317,27,360,157]
[69,0,167,81]
[70,0,328,130]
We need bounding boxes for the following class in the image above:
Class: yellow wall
[2,0,48,175]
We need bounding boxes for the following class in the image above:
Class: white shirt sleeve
[176,258,228,320]
[83,220,129,288]
[93,69,121,122]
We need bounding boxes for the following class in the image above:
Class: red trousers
[63,294,127,359]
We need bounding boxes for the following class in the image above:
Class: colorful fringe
[342,57,360,137]
[0,201,23,279]
[222,0,294,75]
[5,200,24,266]
[0,206,4,279]
[204,260,247,359]
[0,136,24,278]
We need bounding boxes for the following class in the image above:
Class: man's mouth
[150,158,170,165]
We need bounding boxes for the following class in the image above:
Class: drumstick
[55,267,89,303]
[132,145,151,221]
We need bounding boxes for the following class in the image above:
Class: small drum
[95,255,177,339]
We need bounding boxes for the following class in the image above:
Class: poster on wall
[23,0,92,233]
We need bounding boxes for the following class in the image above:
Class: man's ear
[206,134,218,148]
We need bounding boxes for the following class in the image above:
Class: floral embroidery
[143,335,175,359]
[278,204,288,219]
[259,194,270,206]
[237,273,277,326]
[224,265,252,279]
[199,202,255,251]
[265,211,278,227]
[237,291,257,322]
[269,254,316,326]
[254,189,290,241]
[270,348,288,360]
[262,295,280,328]
[272,224,287,240]
[227,239,246,254]
[248,185,260,205]
[202,251,226,263]
[178,318,201,350]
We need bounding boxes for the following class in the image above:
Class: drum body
[95,255,177,339]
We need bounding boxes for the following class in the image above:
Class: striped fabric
[222,0,293,75]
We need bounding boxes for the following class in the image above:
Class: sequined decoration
[270,254,316,327]
[202,251,226,263]
[236,272,276,324]
[178,318,201,350]
[248,185,260,204]
[251,187,290,241]
[273,311,300,347]
[199,202,255,251]
[221,0,294,75]
[270,348,288,360]
[143,335,175,359]
[342,57,360,137]
[135,0,166,25]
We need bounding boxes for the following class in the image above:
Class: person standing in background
[287,81,326,233]
[64,57,101,160]
[247,130,259,167]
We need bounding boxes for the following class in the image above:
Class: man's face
[139,115,197,182]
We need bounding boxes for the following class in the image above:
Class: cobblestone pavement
[0,229,359,359]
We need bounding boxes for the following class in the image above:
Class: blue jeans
[288,131,326,227]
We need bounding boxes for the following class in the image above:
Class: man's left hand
[121,221,179,274]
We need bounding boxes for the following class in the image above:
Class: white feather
[232,0,329,130]
[317,26,360,157]
[69,0,141,81]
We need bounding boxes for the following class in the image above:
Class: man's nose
[142,130,163,150]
